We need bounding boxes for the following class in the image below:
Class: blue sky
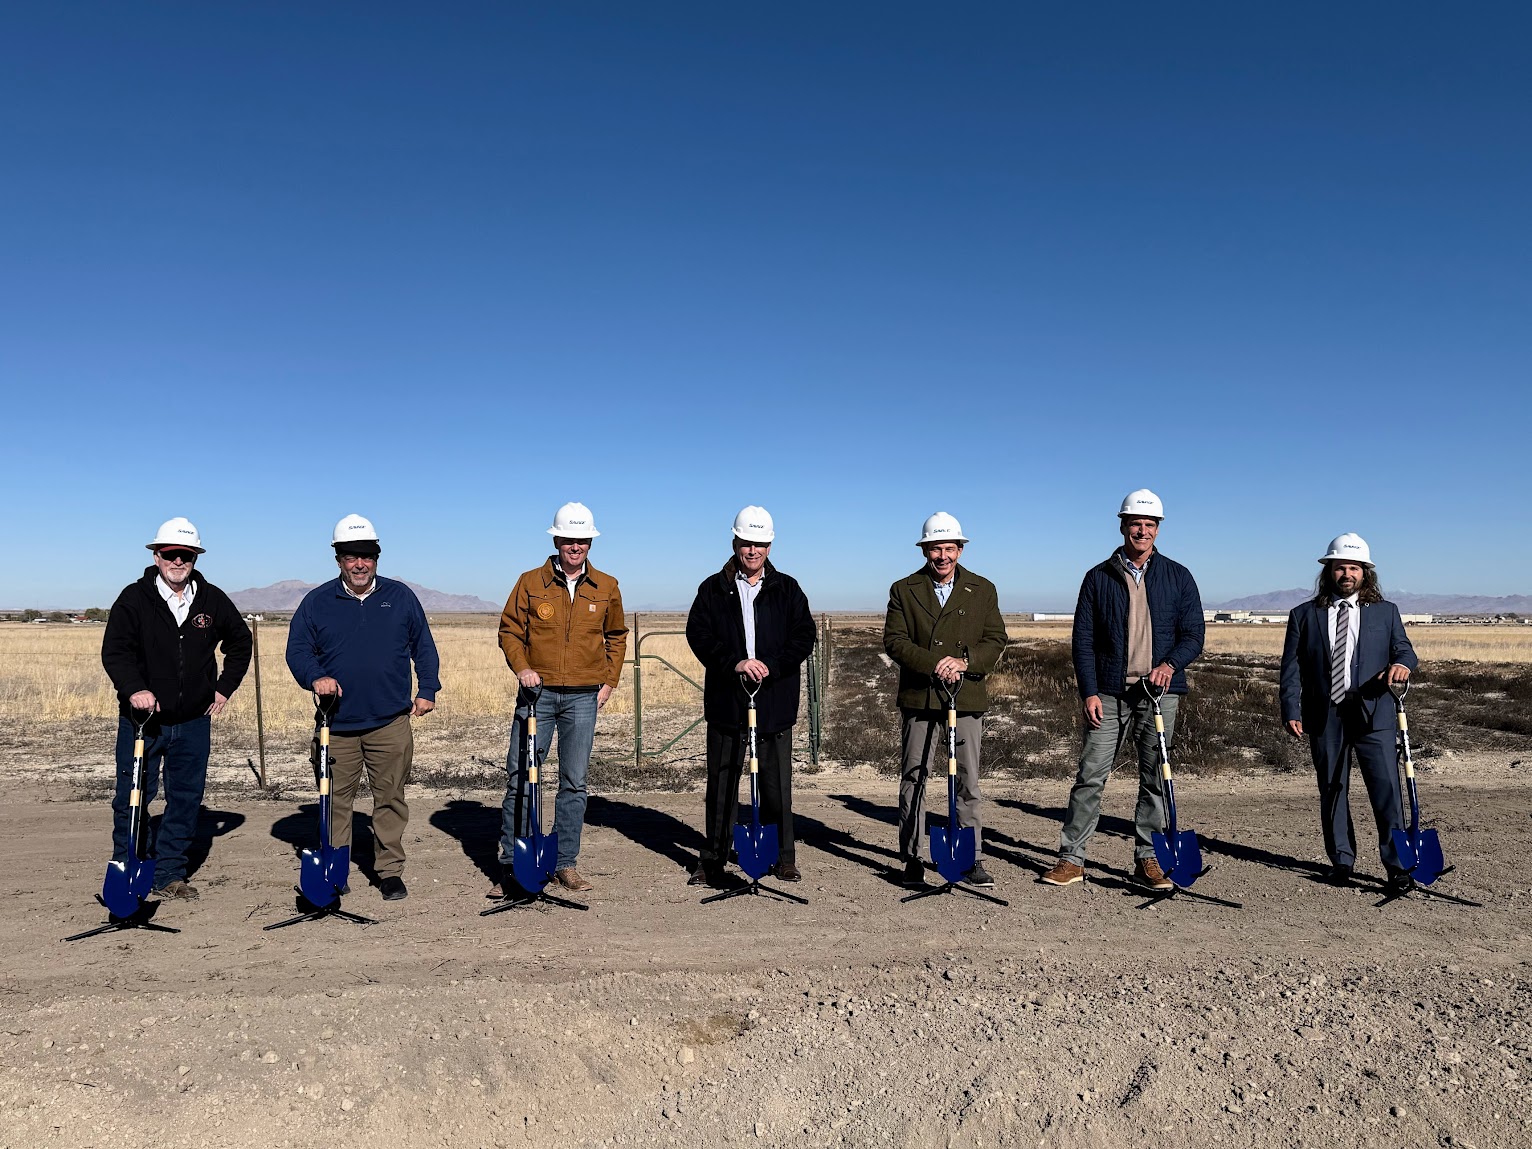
[3,3,1528,610]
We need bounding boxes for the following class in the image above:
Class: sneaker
[555,867,593,893]
[963,862,995,889]
[1040,860,1084,886]
[773,860,802,883]
[155,879,199,900]
[1134,858,1174,891]
[379,876,408,901]
[900,859,926,888]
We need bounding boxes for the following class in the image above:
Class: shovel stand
[1371,870,1483,909]
[901,878,1008,907]
[701,874,808,906]
[64,898,181,943]
[481,886,589,915]
[1136,880,1243,911]
[264,894,378,931]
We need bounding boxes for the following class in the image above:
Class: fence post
[631,611,642,769]
[250,616,267,790]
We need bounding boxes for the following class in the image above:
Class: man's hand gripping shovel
[264,694,377,930]
[701,675,808,905]
[901,675,1008,907]
[1381,681,1481,907]
[483,685,588,915]
[65,707,182,941]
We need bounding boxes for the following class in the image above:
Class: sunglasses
[157,549,198,564]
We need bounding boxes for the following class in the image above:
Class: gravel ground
[1,757,1527,1149]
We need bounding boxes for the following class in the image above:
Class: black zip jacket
[101,567,253,725]
[685,559,816,734]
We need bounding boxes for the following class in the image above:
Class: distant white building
[1030,612,1074,622]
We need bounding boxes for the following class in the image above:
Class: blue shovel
[1390,682,1448,885]
[928,677,977,885]
[264,694,376,930]
[100,707,159,918]
[511,686,563,895]
[732,676,778,881]
[1146,682,1206,889]
[298,693,350,909]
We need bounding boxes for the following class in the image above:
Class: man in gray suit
[1279,533,1417,893]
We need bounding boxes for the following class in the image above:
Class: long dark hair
[1313,563,1383,608]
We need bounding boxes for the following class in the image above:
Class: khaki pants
[898,709,983,863]
[315,713,413,879]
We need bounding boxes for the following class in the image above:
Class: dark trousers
[111,714,211,888]
[700,724,795,867]
[898,709,983,863]
[1308,703,1404,871]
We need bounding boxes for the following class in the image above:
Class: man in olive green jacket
[883,512,1008,889]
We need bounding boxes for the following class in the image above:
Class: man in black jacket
[1042,490,1204,890]
[100,518,252,900]
[685,506,816,885]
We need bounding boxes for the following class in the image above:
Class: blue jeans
[1058,692,1178,863]
[112,714,211,888]
[499,687,598,870]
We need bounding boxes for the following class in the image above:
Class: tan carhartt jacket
[498,558,628,689]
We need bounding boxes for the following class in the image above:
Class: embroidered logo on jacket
[190,614,213,629]
[537,602,556,620]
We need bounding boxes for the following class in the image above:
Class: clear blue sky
[3,3,1527,610]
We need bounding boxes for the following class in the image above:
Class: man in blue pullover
[1042,490,1204,891]
[286,514,441,901]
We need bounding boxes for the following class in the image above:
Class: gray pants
[1058,692,1178,863]
[898,709,983,863]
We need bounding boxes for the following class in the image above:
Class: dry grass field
[0,617,704,742]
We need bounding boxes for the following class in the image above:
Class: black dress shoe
[1326,864,1354,887]
[379,876,408,901]
[1385,870,1417,895]
[964,862,996,889]
[774,860,802,883]
[688,865,721,887]
[900,859,926,888]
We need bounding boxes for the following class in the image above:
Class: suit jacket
[1279,598,1418,732]
[883,564,1007,713]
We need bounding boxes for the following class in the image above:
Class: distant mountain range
[231,579,500,613]
[1210,589,1532,615]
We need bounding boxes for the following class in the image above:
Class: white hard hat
[732,505,775,544]
[332,514,380,545]
[1119,489,1164,519]
[1318,533,1373,567]
[548,502,600,539]
[917,512,968,547]
[146,517,205,553]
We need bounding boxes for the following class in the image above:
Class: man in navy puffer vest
[1042,490,1204,890]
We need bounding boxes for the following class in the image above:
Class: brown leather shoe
[555,867,593,892]
[155,879,200,900]
[773,860,802,883]
[1134,858,1174,891]
[1040,860,1084,886]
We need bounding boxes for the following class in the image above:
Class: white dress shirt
[737,571,764,659]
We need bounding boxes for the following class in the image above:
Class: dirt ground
[1,745,1528,1149]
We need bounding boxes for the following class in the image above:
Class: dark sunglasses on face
[157,549,198,564]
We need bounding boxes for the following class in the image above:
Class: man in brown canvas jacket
[496,502,628,893]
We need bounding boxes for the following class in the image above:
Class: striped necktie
[1331,601,1350,704]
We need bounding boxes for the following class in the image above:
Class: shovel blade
[732,822,778,881]
[1391,827,1419,872]
[101,860,139,919]
[299,846,340,908]
[1152,830,1204,888]
[1413,830,1446,885]
[512,834,553,894]
[930,823,976,885]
